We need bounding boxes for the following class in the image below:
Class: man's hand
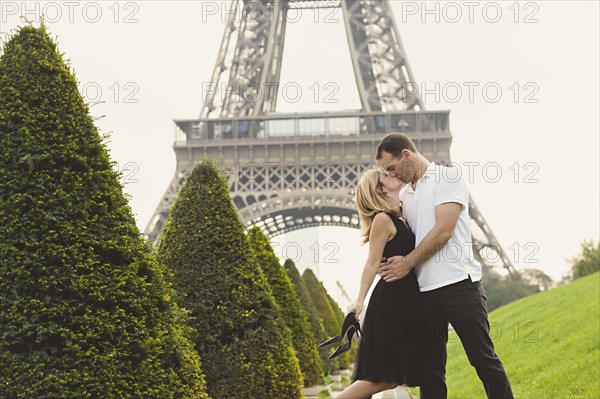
[378,255,411,282]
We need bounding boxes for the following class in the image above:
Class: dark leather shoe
[318,312,357,350]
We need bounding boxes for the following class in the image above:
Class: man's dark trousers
[419,276,514,399]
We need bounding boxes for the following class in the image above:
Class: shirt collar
[404,162,436,194]
[420,161,437,181]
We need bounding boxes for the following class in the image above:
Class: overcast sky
[2,0,598,310]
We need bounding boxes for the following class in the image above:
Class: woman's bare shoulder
[372,212,395,231]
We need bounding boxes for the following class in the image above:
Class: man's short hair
[376,132,418,160]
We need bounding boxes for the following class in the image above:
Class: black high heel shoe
[328,318,365,360]
[317,312,357,350]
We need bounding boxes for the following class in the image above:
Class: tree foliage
[0,24,207,399]
[519,268,554,291]
[283,260,328,365]
[569,239,600,280]
[302,269,350,371]
[247,227,324,386]
[156,159,303,398]
[481,270,539,311]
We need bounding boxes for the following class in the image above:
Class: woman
[336,168,424,398]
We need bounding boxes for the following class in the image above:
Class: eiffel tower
[144,0,517,276]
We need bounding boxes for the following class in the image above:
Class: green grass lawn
[409,272,600,398]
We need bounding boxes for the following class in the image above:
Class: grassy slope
[409,272,600,398]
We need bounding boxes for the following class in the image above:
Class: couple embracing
[334,133,514,399]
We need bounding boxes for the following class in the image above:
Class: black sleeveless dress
[351,212,424,387]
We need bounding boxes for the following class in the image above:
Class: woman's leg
[335,380,398,399]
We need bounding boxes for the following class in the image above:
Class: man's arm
[379,202,462,282]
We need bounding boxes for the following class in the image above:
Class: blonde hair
[355,169,402,244]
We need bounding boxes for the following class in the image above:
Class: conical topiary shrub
[247,227,325,386]
[284,259,333,373]
[302,268,350,371]
[156,159,304,398]
[0,24,208,398]
[284,259,323,338]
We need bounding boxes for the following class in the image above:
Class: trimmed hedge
[156,159,304,398]
[0,24,208,398]
[283,259,327,365]
[247,227,325,386]
[301,269,350,371]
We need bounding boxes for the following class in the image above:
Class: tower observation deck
[144,0,516,275]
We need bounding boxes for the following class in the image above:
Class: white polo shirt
[400,162,482,292]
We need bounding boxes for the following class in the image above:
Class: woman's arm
[349,212,394,317]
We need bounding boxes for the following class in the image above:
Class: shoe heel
[355,321,366,343]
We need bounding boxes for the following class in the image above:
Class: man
[376,133,513,399]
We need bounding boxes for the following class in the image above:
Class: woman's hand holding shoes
[348,301,363,320]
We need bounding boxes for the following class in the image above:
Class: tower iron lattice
[144,0,517,276]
